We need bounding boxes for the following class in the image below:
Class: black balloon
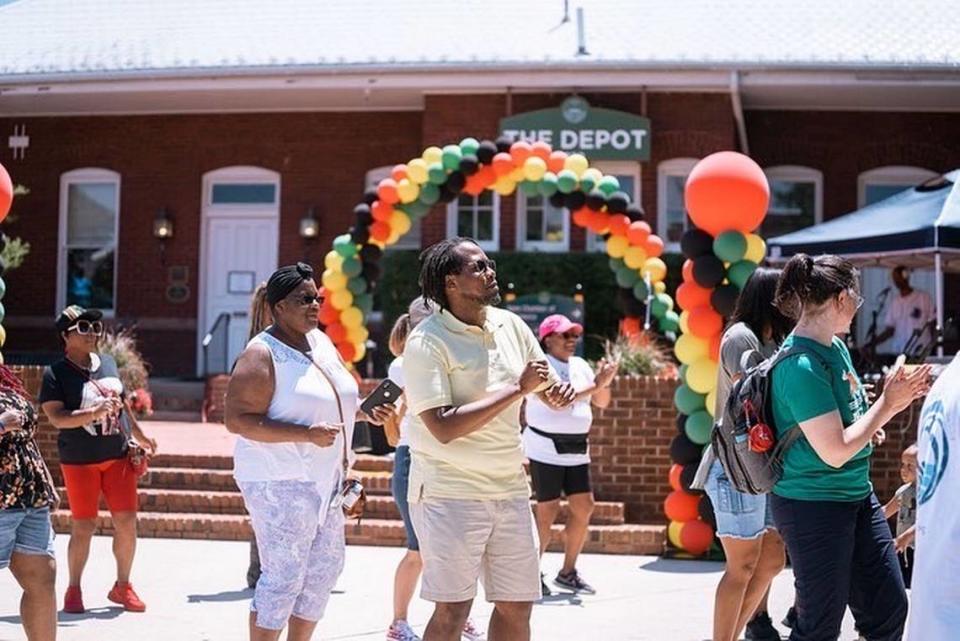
[698,494,716,529]
[564,191,587,211]
[477,140,498,165]
[359,244,382,264]
[693,255,726,288]
[459,155,479,176]
[354,204,373,226]
[446,171,466,193]
[676,412,688,435]
[618,288,644,316]
[361,262,381,282]
[585,191,607,211]
[607,191,629,214]
[548,192,566,209]
[350,226,370,245]
[681,228,714,259]
[680,463,703,494]
[362,188,378,205]
[711,284,740,317]
[495,135,513,153]
[626,204,645,222]
[438,185,458,203]
[670,433,702,465]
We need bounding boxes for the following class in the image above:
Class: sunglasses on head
[469,258,497,274]
[67,320,104,336]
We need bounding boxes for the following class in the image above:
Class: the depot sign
[500,97,651,161]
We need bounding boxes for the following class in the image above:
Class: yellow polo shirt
[402,306,556,501]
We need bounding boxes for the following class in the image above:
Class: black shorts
[529,460,592,502]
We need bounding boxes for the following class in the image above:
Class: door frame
[196,166,281,376]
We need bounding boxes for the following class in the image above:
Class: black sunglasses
[470,258,497,274]
[67,320,104,336]
[290,294,322,306]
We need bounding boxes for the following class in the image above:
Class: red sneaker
[63,586,84,614]
[107,582,146,612]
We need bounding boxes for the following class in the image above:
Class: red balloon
[372,200,394,222]
[390,164,408,181]
[621,316,642,337]
[679,518,714,555]
[571,207,590,228]
[509,140,533,165]
[530,141,552,161]
[492,152,515,177]
[590,212,611,235]
[682,259,695,283]
[318,303,339,326]
[689,306,724,338]
[676,282,712,311]
[370,221,391,242]
[627,221,651,246]
[709,333,722,361]
[325,322,348,343]
[337,341,357,363]
[668,464,683,491]
[463,173,486,196]
[0,162,12,223]
[644,235,665,258]
[377,178,399,205]
[547,150,567,173]
[685,151,770,236]
[476,165,498,187]
[664,490,700,522]
[608,214,631,237]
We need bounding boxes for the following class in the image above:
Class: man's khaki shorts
[409,496,541,603]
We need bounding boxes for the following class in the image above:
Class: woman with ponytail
[768,254,931,641]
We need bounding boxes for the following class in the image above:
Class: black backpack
[712,346,828,495]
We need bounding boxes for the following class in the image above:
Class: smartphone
[360,379,402,416]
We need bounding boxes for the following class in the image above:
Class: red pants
[61,458,138,519]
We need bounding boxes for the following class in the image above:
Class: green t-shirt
[771,334,872,502]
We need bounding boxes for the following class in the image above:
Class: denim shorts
[390,446,419,551]
[0,507,56,569]
[704,460,775,540]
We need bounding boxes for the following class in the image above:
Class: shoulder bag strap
[64,358,131,439]
[302,351,350,477]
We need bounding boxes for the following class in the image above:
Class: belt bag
[528,425,588,455]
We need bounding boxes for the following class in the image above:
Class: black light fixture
[153,207,174,239]
[299,206,319,239]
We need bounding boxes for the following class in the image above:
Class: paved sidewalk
[0,536,863,641]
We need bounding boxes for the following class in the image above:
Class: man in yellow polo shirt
[403,237,576,641]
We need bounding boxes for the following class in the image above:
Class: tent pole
[936,251,944,357]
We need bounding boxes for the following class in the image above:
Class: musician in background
[870,266,934,357]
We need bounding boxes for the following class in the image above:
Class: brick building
[1,1,958,376]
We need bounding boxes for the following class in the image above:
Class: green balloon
[419,182,440,205]
[659,316,679,334]
[713,230,748,263]
[441,145,462,171]
[632,279,649,301]
[0,301,6,324]
[674,384,706,415]
[347,277,367,296]
[579,174,597,193]
[728,260,759,289]
[609,257,625,272]
[651,296,669,318]
[537,172,559,196]
[685,410,714,445]
[0,276,5,300]
[664,309,680,327]
[520,180,540,196]
[333,234,357,258]
[679,364,689,385]
[427,162,447,185]
[354,293,374,315]
[616,265,640,288]
[556,170,578,193]
[459,137,480,156]
[598,175,621,196]
[342,256,362,278]
[401,201,428,219]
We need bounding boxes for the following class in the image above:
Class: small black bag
[527,426,588,455]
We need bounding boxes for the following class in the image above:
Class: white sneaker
[461,617,486,641]
[386,619,421,641]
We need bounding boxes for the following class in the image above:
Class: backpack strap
[765,343,834,455]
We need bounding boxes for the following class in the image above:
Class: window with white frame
[657,158,699,250]
[366,167,423,250]
[586,161,641,252]
[517,192,568,252]
[762,166,823,238]
[447,191,500,251]
[58,168,120,313]
[858,166,939,208]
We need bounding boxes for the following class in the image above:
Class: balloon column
[318,137,675,363]
[664,151,770,556]
[0,161,13,364]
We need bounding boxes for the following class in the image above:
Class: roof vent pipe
[576,7,588,56]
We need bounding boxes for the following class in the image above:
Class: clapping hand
[595,358,620,389]
[880,365,932,414]
[519,360,551,394]
[543,382,577,409]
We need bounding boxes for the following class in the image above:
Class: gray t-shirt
[714,322,777,417]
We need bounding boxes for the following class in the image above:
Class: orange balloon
[372,200,394,222]
[627,221,652,246]
[530,141,552,161]
[682,259,695,283]
[370,221,391,242]
[676,282,712,311]
[476,165,497,188]
[709,333,722,361]
[572,207,590,228]
[492,153,515,177]
[668,464,683,492]
[337,341,357,362]
[325,322,348,344]
[509,140,533,165]
[685,151,770,236]
[644,235,665,258]
[0,162,12,223]
[390,164,408,181]
[621,316,642,336]
[608,214,630,237]
[463,173,486,196]
[679,519,714,555]
[318,302,339,326]
[664,490,700,522]
[377,178,399,205]
[689,306,724,338]
[547,150,567,173]
[590,212,610,235]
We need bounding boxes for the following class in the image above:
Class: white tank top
[232,328,359,501]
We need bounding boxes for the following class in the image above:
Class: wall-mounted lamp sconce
[153,207,174,239]
[299,206,319,239]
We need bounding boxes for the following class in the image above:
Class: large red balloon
[0,162,13,223]
[679,518,714,555]
[676,282,712,311]
[664,490,700,522]
[685,152,769,236]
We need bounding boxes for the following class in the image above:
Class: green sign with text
[500,97,651,161]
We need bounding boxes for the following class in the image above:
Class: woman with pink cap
[522,314,618,596]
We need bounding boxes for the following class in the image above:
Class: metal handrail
[202,312,231,377]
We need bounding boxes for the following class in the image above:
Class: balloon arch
[317,137,676,363]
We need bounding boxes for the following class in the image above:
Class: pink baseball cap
[538,314,583,340]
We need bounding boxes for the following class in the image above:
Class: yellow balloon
[330,289,354,311]
[493,176,516,196]
[523,156,547,181]
[397,178,419,204]
[606,235,629,259]
[422,146,443,164]
[675,333,709,365]
[564,153,589,177]
[407,158,429,184]
[744,234,767,264]
[322,269,347,291]
[390,210,412,235]
[386,227,401,246]
[705,388,718,418]
[0,351,4,365]
[641,257,668,282]
[347,325,369,344]
[509,166,525,184]
[668,520,685,549]
[351,340,367,363]
[324,250,344,272]
[654,281,666,294]
[624,246,648,269]
[0,325,6,348]
[340,306,363,329]
[581,167,603,185]
[679,310,691,335]
[687,357,719,394]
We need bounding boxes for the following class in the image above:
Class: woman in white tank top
[225,263,394,641]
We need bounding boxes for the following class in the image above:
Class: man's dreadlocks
[418,237,477,311]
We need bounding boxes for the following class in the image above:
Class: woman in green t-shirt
[769,254,930,641]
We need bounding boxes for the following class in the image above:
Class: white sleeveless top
[233,328,359,501]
